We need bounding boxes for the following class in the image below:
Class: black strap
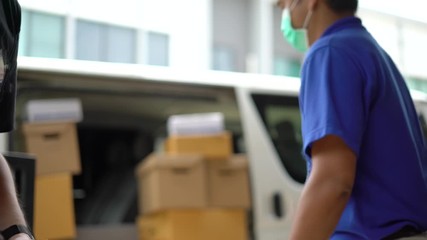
[1,224,34,240]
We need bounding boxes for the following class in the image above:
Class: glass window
[212,0,249,72]
[19,10,65,58]
[406,78,415,89]
[146,32,169,66]
[274,57,301,77]
[75,20,103,61]
[213,46,235,71]
[75,20,137,63]
[407,77,427,93]
[106,27,137,64]
[252,94,306,183]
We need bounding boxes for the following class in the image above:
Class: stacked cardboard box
[23,121,81,239]
[33,173,76,240]
[23,122,81,176]
[206,154,251,208]
[136,154,208,214]
[137,209,248,240]
[165,132,233,160]
[136,131,251,240]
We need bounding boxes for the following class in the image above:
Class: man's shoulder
[305,29,379,74]
[309,28,376,58]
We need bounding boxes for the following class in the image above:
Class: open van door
[236,87,305,240]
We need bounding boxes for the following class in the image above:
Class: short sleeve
[300,46,367,159]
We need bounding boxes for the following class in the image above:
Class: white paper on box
[167,112,224,136]
[26,98,83,123]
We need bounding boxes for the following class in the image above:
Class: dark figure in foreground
[0,0,34,239]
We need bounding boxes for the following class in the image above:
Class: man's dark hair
[326,0,358,13]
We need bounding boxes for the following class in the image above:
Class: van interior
[12,69,244,225]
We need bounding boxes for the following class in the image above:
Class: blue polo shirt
[300,16,427,239]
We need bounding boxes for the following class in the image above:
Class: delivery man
[277,0,427,239]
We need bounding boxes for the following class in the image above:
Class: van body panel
[236,88,303,239]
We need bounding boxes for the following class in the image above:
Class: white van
[10,57,427,239]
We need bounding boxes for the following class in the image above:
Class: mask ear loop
[289,0,299,11]
[302,10,313,29]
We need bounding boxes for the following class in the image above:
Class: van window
[252,94,306,183]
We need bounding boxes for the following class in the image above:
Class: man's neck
[307,8,355,46]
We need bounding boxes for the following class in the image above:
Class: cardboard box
[34,173,76,239]
[165,132,232,160]
[136,154,207,215]
[137,209,248,240]
[200,209,248,240]
[208,155,251,208]
[23,122,81,175]
[137,210,200,240]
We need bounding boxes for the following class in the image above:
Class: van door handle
[272,192,284,218]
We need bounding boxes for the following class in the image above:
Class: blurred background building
[17,0,427,90]
[12,0,427,237]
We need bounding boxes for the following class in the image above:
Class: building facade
[16,0,427,90]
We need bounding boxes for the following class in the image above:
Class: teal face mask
[280,2,313,52]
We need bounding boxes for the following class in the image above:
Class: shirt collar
[321,16,363,38]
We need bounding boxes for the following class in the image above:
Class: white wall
[17,0,427,78]
[166,0,211,70]
[358,10,402,67]
[359,0,427,24]
[19,0,212,70]
[359,8,427,80]
[401,22,427,79]
[213,0,250,72]
[70,0,212,70]
[18,0,70,15]
[249,0,274,74]
[73,0,141,27]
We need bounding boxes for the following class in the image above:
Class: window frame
[252,93,307,183]
[75,19,137,63]
[20,10,66,58]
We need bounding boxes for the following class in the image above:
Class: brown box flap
[136,153,204,176]
[212,154,248,171]
[22,122,74,136]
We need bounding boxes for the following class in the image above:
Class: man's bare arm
[289,135,357,240]
[0,154,32,239]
